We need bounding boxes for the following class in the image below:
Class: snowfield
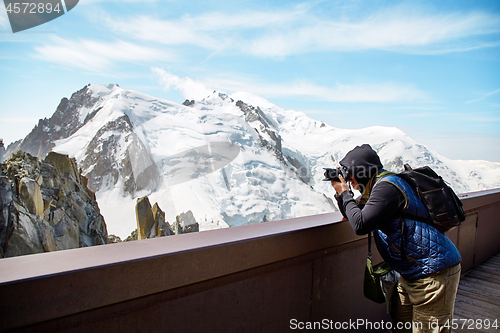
[44,84,500,239]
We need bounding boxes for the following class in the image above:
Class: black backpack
[397,164,466,233]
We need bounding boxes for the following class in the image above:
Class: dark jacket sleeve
[339,181,406,235]
[334,192,353,219]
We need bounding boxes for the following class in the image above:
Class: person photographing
[330,144,461,333]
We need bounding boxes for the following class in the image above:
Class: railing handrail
[0,211,345,285]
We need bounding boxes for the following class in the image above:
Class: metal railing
[0,188,499,332]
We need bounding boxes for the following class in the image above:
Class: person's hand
[331,174,350,194]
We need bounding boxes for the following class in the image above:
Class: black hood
[339,144,383,186]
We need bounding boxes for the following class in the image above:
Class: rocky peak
[235,100,273,127]
[182,99,195,107]
[131,195,197,241]
[235,99,312,184]
[79,113,161,195]
[6,84,161,197]
[0,151,108,258]
[0,139,5,163]
[173,210,199,234]
[5,84,101,160]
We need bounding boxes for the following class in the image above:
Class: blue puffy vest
[373,174,461,280]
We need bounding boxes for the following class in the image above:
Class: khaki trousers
[392,264,461,333]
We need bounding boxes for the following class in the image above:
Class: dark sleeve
[334,192,354,219]
[340,181,406,235]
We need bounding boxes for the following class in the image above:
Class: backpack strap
[399,217,406,261]
[358,170,394,206]
[377,170,395,179]
[369,172,408,261]
[366,170,396,259]
[368,231,372,258]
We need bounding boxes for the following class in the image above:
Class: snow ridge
[22,83,499,239]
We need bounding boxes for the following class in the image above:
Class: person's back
[330,144,461,333]
[374,174,461,280]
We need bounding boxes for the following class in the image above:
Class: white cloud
[219,76,426,103]
[33,37,173,71]
[104,5,500,57]
[0,7,9,29]
[153,68,426,103]
[248,8,500,57]
[465,88,500,104]
[266,81,427,103]
[33,4,498,72]
[103,8,304,53]
[106,15,219,50]
[153,68,212,101]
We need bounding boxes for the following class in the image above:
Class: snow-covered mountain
[7,84,500,239]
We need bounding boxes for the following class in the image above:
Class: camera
[323,166,350,182]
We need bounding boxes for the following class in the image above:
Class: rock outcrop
[0,151,108,258]
[172,210,199,234]
[80,113,161,196]
[135,196,155,240]
[134,196,196,240]
[152,203,175,237]
[235,100,311,184]
[0,139,5,163]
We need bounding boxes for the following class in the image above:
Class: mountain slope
[7,84,500,238]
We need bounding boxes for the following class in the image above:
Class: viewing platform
[0,188,499,332]
[454,251,500,333]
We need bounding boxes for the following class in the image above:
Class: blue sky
[1,0,499,161]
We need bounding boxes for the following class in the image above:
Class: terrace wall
[1,189,499,332]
